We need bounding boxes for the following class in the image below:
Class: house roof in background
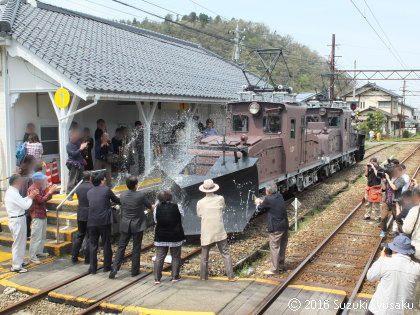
[359,106,394,118]
[342,82,400,98]
[0,0,259,100]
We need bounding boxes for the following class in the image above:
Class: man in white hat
[197,179,237,281]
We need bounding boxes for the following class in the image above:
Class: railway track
[250,144,419,315]
[0,243,201,314]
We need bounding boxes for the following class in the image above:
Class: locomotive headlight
[249,102,261,115]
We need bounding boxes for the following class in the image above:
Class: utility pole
[231,22,245,63]
[400,80,406,137]
[353,60,357,101]
[329,34,336,103]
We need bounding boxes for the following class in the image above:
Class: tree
[164,14,173,22]
[188,12,198,23]
[198,13,210,26]
[366,112,386,134]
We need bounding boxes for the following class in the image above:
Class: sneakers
[154,280,161,284]
[11,267,28,273]
[21,261,30,267]
[228,277,239,282]
[109,270,117,279]
[37,253,49,258]
[30,258,41,265]
[263,270,277,275]
[363,216,371,220]
[380,231,387,237]
[171,277,181,282]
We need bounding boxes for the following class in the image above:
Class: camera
[377,159,394,179]
[380,243,392,256]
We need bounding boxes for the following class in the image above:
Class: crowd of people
[364,157,420,315]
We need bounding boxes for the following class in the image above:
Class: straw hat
[199,179,219,193]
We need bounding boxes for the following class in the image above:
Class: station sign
[54,88,70,108]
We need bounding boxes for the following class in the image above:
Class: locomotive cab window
[232,115,249,132]
[306,115,319,125]
[263,114,281,134]
[328,116,341,127]
[290,119,296,138]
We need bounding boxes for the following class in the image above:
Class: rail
[77,247,202,315]
[252,144,420,314]
[342,144,420,314]
[0,242,155,315]
[251,201,363,314]
[54,169,106,244]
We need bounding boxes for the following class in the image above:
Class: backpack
[15,142,27,166]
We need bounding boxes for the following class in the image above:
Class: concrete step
[46,198,78,212]
[46,211,78,228]
[0,221,77,242]
[0,233,72,256]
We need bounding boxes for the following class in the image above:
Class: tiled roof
[342,83,400,98]
[0,1,259,100]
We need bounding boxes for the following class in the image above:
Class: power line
[348,0,406,69]
[138,0,179,16]
[111,0,245,47]
[362,0,407,68]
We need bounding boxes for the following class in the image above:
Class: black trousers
[72,220,90,263]
[26,213,32,238]
[67,165,83,193]
[113,229,143,274]
[88,224,112,273]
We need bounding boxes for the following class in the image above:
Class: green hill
[121,13,331,93]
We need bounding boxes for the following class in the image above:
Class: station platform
[0,256,374,314]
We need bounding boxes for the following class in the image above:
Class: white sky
[42,0,420,108]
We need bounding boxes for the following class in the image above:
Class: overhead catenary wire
[348,0,406,69]
[362,0,407,68]
[111,0,253,48]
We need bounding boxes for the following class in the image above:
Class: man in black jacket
[87,173,120,274]
[109,176,154,279]
[255,184,289,275]
[71,171,93,264]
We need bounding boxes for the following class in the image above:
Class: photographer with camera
[380,164,406,237]
[364,158,383,222]
[366,235,420,315]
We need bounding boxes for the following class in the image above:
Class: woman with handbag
[94,132,114,187]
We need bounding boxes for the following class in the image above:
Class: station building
[0,0,256,196]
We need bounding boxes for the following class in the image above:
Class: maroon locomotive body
[156,96,365,235]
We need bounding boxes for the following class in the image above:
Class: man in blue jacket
[255,184,289,275]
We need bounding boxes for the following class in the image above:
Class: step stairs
[0,210,78,257]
